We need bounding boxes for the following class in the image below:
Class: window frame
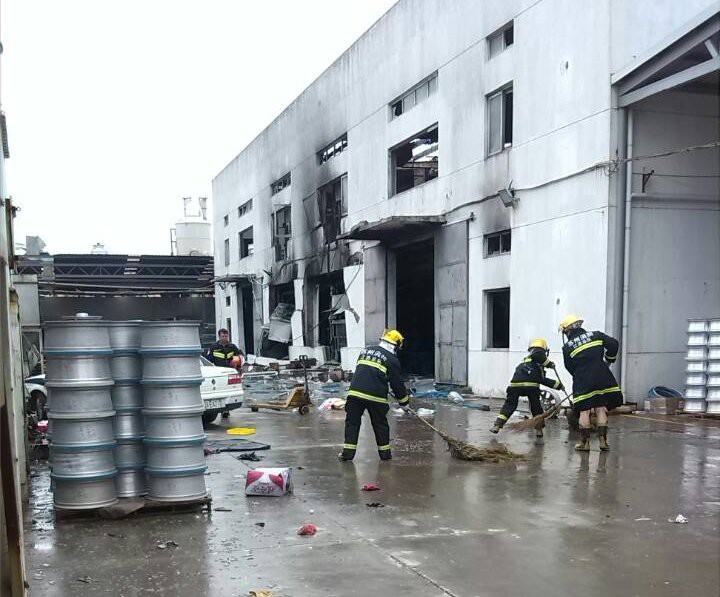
[485,287,511,350]
[389,124,439,196]
[272,206,292,262]
[318,133,348,165]
[487,21,514,59]
[390,73,438,120]
[238,199,253,217]
[484,229,512,258]
[486,84,513,156]
[223,214,229,227]
[271,172,291,196]
[239,226,254,259]
[223,238,230,267]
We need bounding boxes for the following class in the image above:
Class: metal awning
[213,273,256,284]
[338,215,446,241]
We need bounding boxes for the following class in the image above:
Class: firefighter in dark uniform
[339,329,410,462]
[559,315,623,452]
[490,338,564,438]
[204,328,243,369]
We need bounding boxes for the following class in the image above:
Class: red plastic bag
[361,483,381,491]
[297,523,317,536]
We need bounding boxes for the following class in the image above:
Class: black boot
[490,418,505,434]
[598,426,610,451]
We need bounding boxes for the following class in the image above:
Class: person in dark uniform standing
[339,329,410,462]
[490,338,564,438]
[204,328,244,369]
[559,315,623,452]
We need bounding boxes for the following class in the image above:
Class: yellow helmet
[381,329,405,348]
[558,314,584,333]
[528,338,548,351]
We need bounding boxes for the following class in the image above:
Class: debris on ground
[76,576,93,583]
[106,532,125,538]
[255,522,266,528]
[249,590,274,597]
[245,467,293,496]
[214,507,232,512]
[156,540,179,550]
[361,483,381,491]
[227,427,257,435]
[204,439,271,453]
[236,451,263,462]
[415,408,435,417]
[318,398,346,411]
[669,514,688,524]
[366,502,385,508]
[297,523,317,536]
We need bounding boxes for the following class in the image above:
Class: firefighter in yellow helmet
[339,329,410,461]
[559,315,623,451]
[490,338,563,438]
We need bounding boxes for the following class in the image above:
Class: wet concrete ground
[24,402,720,596]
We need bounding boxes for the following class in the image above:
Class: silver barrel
[49,442,116,478]
[46,383,114,416]
[145,465,207,502]
[141,354,202,384]
[142,383,203,413]
[115,468,148,498]
[144,437,206,471]
[113,409,145,440]
[46,355,113,388]
[143,409,205,442]
[110,354,142,383]
[140,321,202,354]
[51,471,118,510]
[107,321,142,353]
[114,438,145,468]
[111,383,143,410]
[44,317,111,355]
[49,413,116,446]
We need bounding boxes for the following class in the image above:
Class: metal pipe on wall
[620,109,634,395]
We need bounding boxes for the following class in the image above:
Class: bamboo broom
[506,368,573,432]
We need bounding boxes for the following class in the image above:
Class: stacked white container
[108,321,147,497]
[684,319,708,413]
[140,321,207,502]
[706,319,720,414]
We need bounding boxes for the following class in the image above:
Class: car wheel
[201,412,218,428]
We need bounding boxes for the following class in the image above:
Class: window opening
[239,226,254,259]
[487,86,513,155]
[272,206,292,261]
[317,174,348,242]
[485,229,511,257]
[318,134,348,164]
[391,125,439,195]
[390,73,438,119]
[486,288,510,349]
[271,172,291,195]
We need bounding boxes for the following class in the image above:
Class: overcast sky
[1,0,397,255]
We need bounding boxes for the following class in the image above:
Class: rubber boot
[598,426,610,451]
[490,418,504,434]
[535,419,545,439]
[575,427,591,451]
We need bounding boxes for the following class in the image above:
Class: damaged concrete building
[212,0,720,400]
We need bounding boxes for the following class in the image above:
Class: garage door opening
[396,242,434,376]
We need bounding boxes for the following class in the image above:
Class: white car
[24,357,243,427]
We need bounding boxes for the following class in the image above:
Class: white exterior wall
[212,0,718,392]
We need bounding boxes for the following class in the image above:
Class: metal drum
[141,383,203,413]
[46,355,113,387]
[51,471,118,510]
[114,438,145,468]
[107,321,142,353]
[143,409,205,441]
[141,354,202,384]
[110,354,142,383]
[49,442,116,477]
[113,409,145,439]
[111,383,143,409]
[140,321,202,354]
[115,467,148,498]
[144,437,206,471]
[146,465,207,502]
[44,317,111,355]
[47,383,114,416]
[49,414,115,446]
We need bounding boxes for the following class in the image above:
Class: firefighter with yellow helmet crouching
[339,329,410,462]
[559,315,623,451]
[490,338,564,438]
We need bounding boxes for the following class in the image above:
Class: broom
[506,370,573,432]
[406,407,524,462]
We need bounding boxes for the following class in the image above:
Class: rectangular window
[487,86,513,155]
[484,229,511,257]
[271,172,291,196]
[238,199,253,217]
[225,296,231,307]
[390,124,439,195]
[239,226,254,259]
[272,206,292,261]
[487,22,514,59]
[223,214,229,227]
[317,174,348,242]
[223,238,230,266]
[486,288,510,349]
[318,134,348,164]
[390,73,438,119]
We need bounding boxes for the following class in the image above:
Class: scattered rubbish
[669,514,688,524]
[448,391,464,404]
[297,523,317,536]
[227,427,257,436]
[204,447,217,456]
[76,576,93,584]
[249,590,274,597]
[245,467,293,496]
[362,483,381,491]
[309,509,315,514]
[392,408,405,415]
[318,398,347,411]
[366,502,385,508]
[106,532,125,539]
[255,522,266,528]
[236,452,263,462]
[214,507,233,512]
[297,466,305,470]
[415,408,435,417]
[487,528,507,533]
[204,439,271,453]
[156,540,179,550]
[204,470,220,475]
[635,517,652,522]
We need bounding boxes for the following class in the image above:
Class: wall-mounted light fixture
[498,181,518,208]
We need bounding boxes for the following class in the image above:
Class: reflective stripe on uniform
[343,443,357,450]
[212,351,226,359]
[347,389,389,404]
[573,386,621,404]
[510,382,540,387]
[357,359,388,374]
[554,380,562,389]
[378,445,391,451]
[397,396,409,405]
[570,340,603,358]
[605,352,617,362]
[498,414,508,421]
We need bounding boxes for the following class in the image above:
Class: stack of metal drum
[140,321,207,502]
[684,318,720,413]
[46,315,118,509]
[108,321,147,497]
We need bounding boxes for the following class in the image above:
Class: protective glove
[546,361,556,369]
[556,381,565,392]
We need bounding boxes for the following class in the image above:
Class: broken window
[272,206,292,261]
[271,172,291,196]
[318,134,348,164]
[223,238,230,266]
[225,296,231,307]
[486,288,510,349]
[317,272,348,362]
[484,229,511,257]
[239,226,254,259]
[391,125,439,195]
[317,174,348,242]
[487,86,513,155]
[238,199,253,217]
[488,22,514,59]
[391,73,438,119]
[223,214,229,227]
